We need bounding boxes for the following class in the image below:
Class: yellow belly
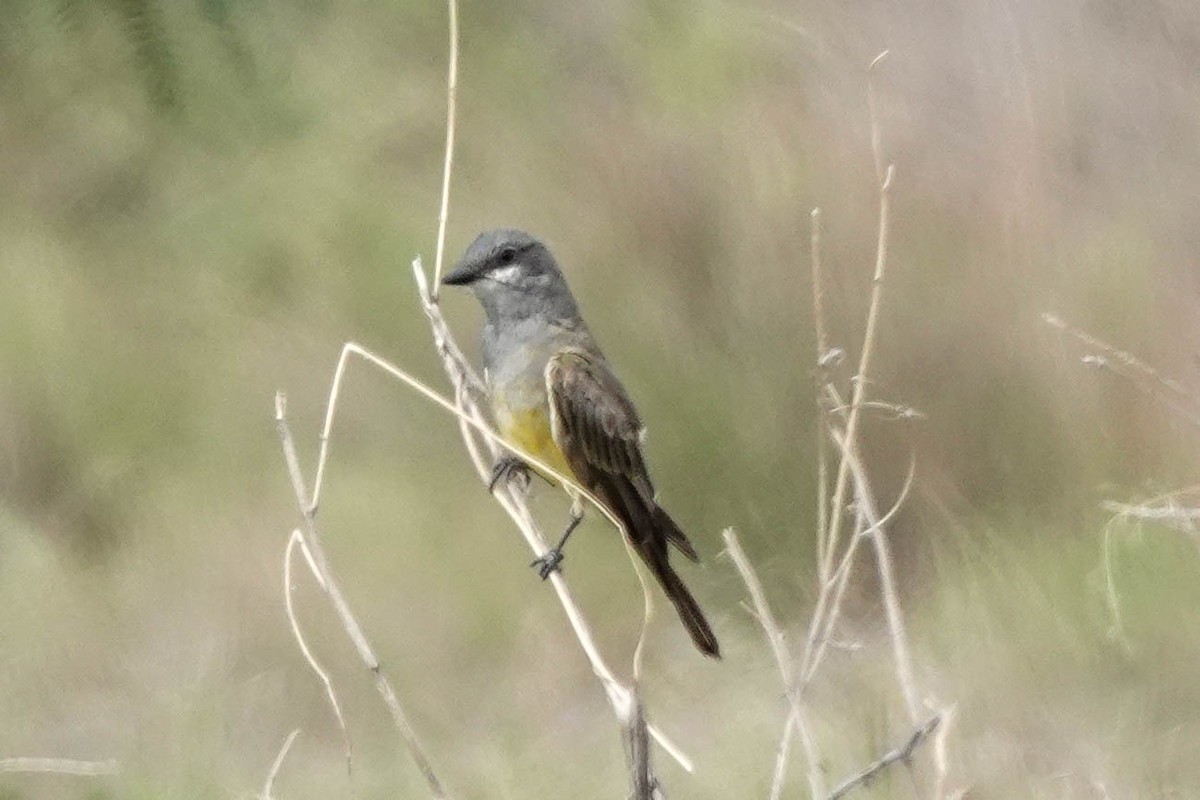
[494,403,572,481]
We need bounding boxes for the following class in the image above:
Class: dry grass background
[2,0,1200,798]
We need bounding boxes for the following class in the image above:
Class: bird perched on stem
[442,229,720,658]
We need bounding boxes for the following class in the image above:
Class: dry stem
[1042,312,1200,429]
[816,156,894,584]
[283,529,351,774]
[431,0,459,295]
[0,758,118,776]
[820,48,893,582]
[811,207,833,583]
[826,712,941,800]
[275,394,450,799]
[801,423,917,700]
[623,690,655,800]
[724,528,824,800]
[259,729,301,800]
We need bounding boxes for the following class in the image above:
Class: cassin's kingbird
[443,229,720,658]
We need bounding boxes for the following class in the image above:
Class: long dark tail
[644,546,721,658]
[603,476,720,658]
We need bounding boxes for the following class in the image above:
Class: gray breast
[482,318,597,410]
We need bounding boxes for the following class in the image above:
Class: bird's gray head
[442,229,579,324]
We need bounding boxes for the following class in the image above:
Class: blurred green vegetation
[2,1,1200,798]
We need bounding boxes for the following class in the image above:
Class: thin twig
[314,332,621,536]
[820,48,893,583]
[0,758,119,776]
[825,400,925,421]
[723,529,824,800]
[431,0,459,296]
[283,529,351,775]
[1042,313,1194,401]
[930,705,957,800]
[808,394,921,719]
[826,712,941,800]
[805,50,915,719]
[1102,500,1200,525]
[275,394,450,799]
[259,729,301,800]
[859,435,921,723]
[817,154,895,585]
[811,207,832,583]
[867,50,890,183]
[1101,518,1132,651]
[801,431,916,695]
[1042,312,1200,430]
[623,690,654,800]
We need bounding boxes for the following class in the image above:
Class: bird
[441,229,720,658]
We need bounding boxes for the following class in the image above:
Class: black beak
[441,260,479,286]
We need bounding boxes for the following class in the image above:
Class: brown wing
[545,349,651,494]
[545,348,698,562]
[545,348,716,656]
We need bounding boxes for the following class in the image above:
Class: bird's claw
[488,456,531,493]
[530,548,565,580]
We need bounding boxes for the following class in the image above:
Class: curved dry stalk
[627,537,656,683]
[431,0,459,295]
[801,445,917,690]
[618,537,657,799]
[724,529,825,800]
[259,729,301,800]
[275,395,450,799]
[283,530,351,776]
[315,323,622,536]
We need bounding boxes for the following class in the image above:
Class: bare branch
[1042,312,1200,430]
[623,690,656,800]
[283,530,351,775]
[817,145,895,588]
[867,50,890,183]
[861,448,921,723]
[259,729,301,800]
[1102,500,1200,526]
[811,207,832,583]
[275,394,450,799]
[801,433,917,695]
[1101,518,1133,651]
[0,758,119,776]
[826,713,941,800]
[723,529,824,800]
[930,705,957,800]
[431,0,459,295]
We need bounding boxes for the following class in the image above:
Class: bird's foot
[530,548,565,580]
[488,455,531,493]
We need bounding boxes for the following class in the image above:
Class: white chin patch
[491,265,522,283]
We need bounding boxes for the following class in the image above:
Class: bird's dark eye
[498,247,517,265]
